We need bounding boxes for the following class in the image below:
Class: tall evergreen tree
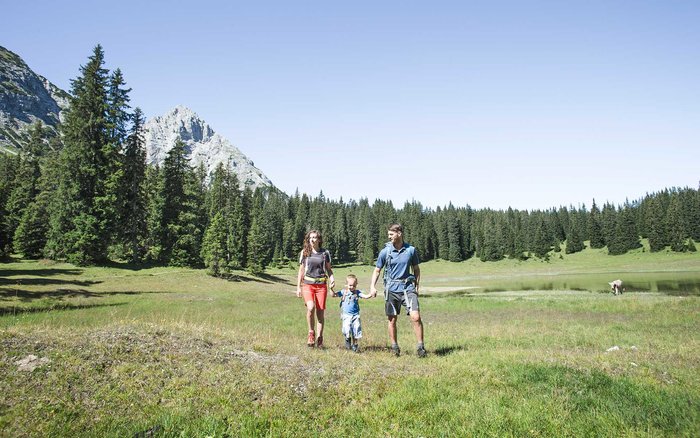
[666,196,690,252]
[587,200,605,249]
[45,45,117,265]
[5,122,45,252]
[0,153,19,256]
[608,206,641,255]
[117,108,147,262]
[565,214,585,254]
[645,195,667,252]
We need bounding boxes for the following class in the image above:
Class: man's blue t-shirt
[337,289,362,315]
[376,243,420,293]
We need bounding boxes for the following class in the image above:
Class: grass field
[1,245,699,437]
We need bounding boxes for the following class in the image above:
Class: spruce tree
[666,196,689,252]
[565,214,585,254]
[645,195,667,252]
[117,108,147,262]
[246,188,270,274]
[160,139,189,264]
[0,153,19,256]
[45,45,116,265]
[201,211,228,275]
[5,122,45,251]
[587,200,605,249]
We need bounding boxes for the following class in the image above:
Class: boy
[335,274,372,352]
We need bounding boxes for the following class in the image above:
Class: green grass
[1,249,699,437]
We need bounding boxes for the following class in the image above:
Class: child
[334,274,372,352]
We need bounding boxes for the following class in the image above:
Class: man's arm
[370,267,381,298]
[413,264,420,293]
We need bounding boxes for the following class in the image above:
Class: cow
[609,279,624,295]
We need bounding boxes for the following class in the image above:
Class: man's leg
[410,310,427,357]
[409,310,424,343]
[388,315,400,356]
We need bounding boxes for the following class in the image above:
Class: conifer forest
[1,46,698,275]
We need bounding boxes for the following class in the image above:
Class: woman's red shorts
[302,283,328,310]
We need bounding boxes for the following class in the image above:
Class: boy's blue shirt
[337,289,362,315]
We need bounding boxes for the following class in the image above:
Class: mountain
[0,46,274,191]
[143,105,274,190]
[0,46,70,153]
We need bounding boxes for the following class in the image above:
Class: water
[443,272,700,296]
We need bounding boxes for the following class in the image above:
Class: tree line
[1,46,698,274]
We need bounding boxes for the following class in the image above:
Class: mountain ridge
[0,46,273,191]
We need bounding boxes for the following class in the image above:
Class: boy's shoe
[391,344,401,357]
[344,337,352,350]
[417,346,427,358]
[307,331,315,347]
[351,344,359,353]
[317,335,324,348]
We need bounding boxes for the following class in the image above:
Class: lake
[428,271,700,296]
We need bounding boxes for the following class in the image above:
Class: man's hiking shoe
[391,345,401,357]
[417,346,427,358]
[316,335,324,348]
[344,337,352,350]
[307,331,315,347]
[352,344,359,353]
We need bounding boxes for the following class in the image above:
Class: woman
[296,230,335,347]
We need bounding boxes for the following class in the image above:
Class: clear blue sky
[4,1,699,210]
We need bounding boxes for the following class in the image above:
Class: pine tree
[532,214,552,259]
[565,214,585,254]
[229,187,250,269]
[169,163,206,267]
[666,196,689,252]
[645,195,667,252]
[246,188,270,274]
[118,108,147,262]
[0,153,20,256]
[160,139,189,264]
[5,122,45,252]
[587,200,605,249]
[600,203,617,250]
[201,211,228,275]
[45,45,116,265]
[445,204,463,262]
[608,206,641,255]
[144,164,164,261]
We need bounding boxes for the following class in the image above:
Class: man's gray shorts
[385,290,420,316]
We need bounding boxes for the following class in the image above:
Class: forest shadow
[0,288,168,302]
[224,273,294,285]
[0,277,102,287]
[0,268,84,278]
[0,302,127,317]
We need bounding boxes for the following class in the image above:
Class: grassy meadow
[1,243,699,437]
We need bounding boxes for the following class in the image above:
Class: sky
[3,1,699,210]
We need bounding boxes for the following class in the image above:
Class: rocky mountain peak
[0,46,70,152]
[143,105,273,190]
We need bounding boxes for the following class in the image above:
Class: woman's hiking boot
[391,344,401,357]
[316,335,324,348]
[417,345,427,358]
[351,344,359,353]
[307,330,315,347]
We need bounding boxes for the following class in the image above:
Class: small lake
[435,272,700,297]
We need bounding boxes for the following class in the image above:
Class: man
[370,223,426,357]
